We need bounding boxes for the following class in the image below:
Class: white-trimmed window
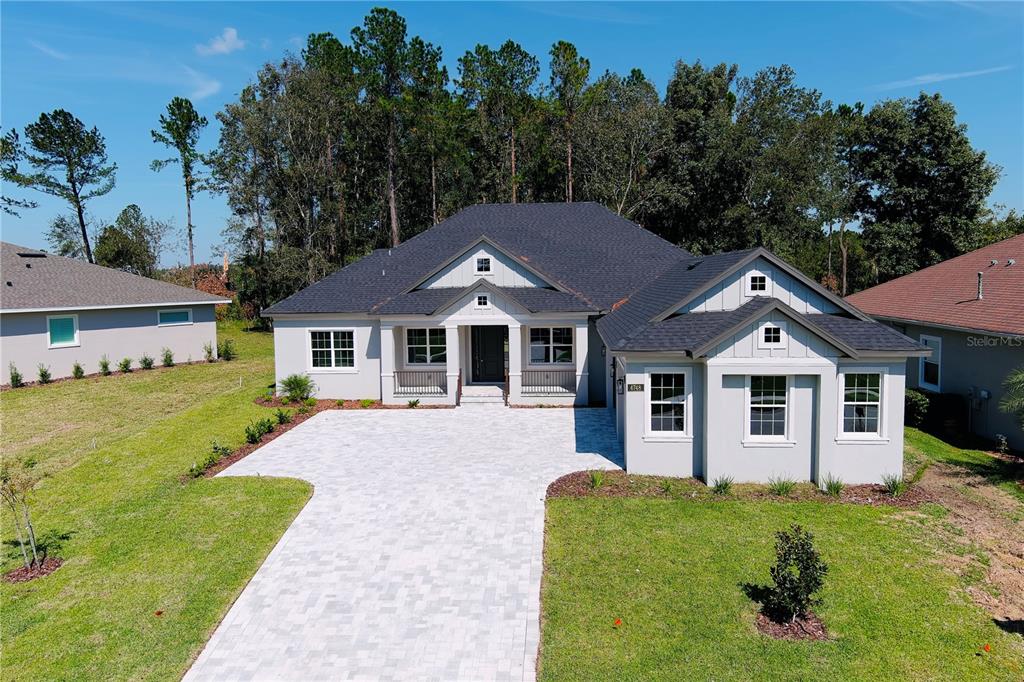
[745,269,771,296]
[310,330,355,369]
[919,335,941,391]
[158,308,193,326]
[406,328,446,364]
[475,257,491,273]
[475,294,491,309]
[842,373,881,435]
[757,320,787,350]
[748,375,787,438]
[47,314,79,348]
[529,327,573,364]
[647,370,690,436]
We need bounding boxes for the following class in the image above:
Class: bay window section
[529,327,573,364]
[310,330,354,369]
[407,328,446,364]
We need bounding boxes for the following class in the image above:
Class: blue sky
[2,1,1021,265]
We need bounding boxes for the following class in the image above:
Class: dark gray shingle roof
[801,314,925,352]
[263,202,691,315]
[0,242,227,312]
[374,286,596,315]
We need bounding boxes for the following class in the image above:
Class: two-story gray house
[264,203,926,484]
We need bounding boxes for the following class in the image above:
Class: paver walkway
[185,405,622,681]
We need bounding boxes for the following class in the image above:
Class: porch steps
[459,395,506,405]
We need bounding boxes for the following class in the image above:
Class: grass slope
[905,427,1024,503]
[1,321,312,680]
[541,499,1022,681]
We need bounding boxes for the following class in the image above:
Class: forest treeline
[3,7,1020,318]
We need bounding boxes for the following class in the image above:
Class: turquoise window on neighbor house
[47,315,78,347]
[158,309,192,326]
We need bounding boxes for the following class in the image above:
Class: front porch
[381,320,590,406]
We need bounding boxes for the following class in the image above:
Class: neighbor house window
[310,330,354,369]
[407,328,446,364]
[649,372,687,433]
[47,314,79,348]
[476,257,491,273]
[919,335,941,391]
[157,308,192,326]
[530,327,573,364]
[476,294,490,308]
[843,373,881,434]
[749,376,787,438]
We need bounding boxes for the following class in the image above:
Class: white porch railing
[394,369,447,396]
[521,369,576,395]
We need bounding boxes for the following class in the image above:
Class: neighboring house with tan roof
[0,242,228,384]
[847,233,1024,449]
[267,202,927,484]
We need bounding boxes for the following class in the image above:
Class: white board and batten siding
[711,311,842,359]
[680,259,840,315]
[421,246,548,289]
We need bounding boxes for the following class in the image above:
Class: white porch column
[445,325,460,404]
[380,324,396,403]
[507,323,522,403]
[574,320,589,406]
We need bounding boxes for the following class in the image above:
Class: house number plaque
[627,383,644,392]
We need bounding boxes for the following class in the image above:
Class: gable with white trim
[434,286,526,323]
[680,257,841,315]
[420,245,549,289]
[708,309,844,359]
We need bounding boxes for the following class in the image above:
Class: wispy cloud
[182,66,221,100]
[28,39,70,60]
[873,65,1013,91]
[196,27,245,56]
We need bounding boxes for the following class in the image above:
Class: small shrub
[589,470,606,490]
[995,434,1009,456]
[659,479,678,496]
[297,405,310,415]
[881,474,907,498]
[36,364,52,384]
[8,363,23,388]
[909,460,931,485]
[303,397,317,407]
[161,347,175,367]
[336,399,345,407]
[904,389,930,428]
[763,524,828,622]
[711,476,734,495]
[139,354,155,370]
[821,473,844,497]
[245,417,275,444]
[99,355,111,376]
[275,408,293,425]
[407,399,420,408]
[218,338,236,361]
[278,374,316,403]
[118,357,132,373]
[203,342,215,363]
[359,398,375,409]
[767,476,796,497]
[71,362,85,379]
[190,440,232,478]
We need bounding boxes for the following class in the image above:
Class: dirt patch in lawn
[904,460,1024,631]
[755,611,829,641]
[547,470,929,508]
[2,557,63,583]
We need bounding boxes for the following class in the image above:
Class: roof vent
[1008,259,1016,266]
[990,259,999,266]
[16,252,46,258]
[5,281,11,287]
[977,272,984,300]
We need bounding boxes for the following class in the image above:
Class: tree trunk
[70,180,93,263]
[839,221,849,296]
[387,121,400,246]
[3,497,30,568]
[510,124,518,204]
[21,501,38,565]
[431,152,439,225]
[826,222,834,281]
[185,175,196,287]
[566,125,574,203]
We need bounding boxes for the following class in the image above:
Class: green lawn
[905,427,1024,503]
[1,321,312,680]
[541,499,1022,681]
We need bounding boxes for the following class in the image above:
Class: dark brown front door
[472,326,506,382]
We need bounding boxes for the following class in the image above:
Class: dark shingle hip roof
[373,285,596,315]
[0,242,228,312]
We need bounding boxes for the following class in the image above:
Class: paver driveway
[185,405,622,681]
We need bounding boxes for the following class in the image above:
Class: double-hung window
[649,372,687,433]
[919,335,941,391]
[407,328,446,364]
[842,373,882,435]
[529,327,573,364]
[749,375,787,438]
[47,314,79,348]
[310,330,354,369]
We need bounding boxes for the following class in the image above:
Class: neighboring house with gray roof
[1,242,228,383]
[266,202,927,484]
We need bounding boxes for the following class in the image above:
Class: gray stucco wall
[272,317,382,400]
[0,305,218,384]
[896,322,1023,449]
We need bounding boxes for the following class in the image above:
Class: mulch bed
[546,469,930,507]
[2,557,63,583]
[755,611,829,641]
[255,397,452,410]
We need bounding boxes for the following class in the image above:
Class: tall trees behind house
[549,41,590,202]
[13,110,117,263]
[151,97,208,286]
